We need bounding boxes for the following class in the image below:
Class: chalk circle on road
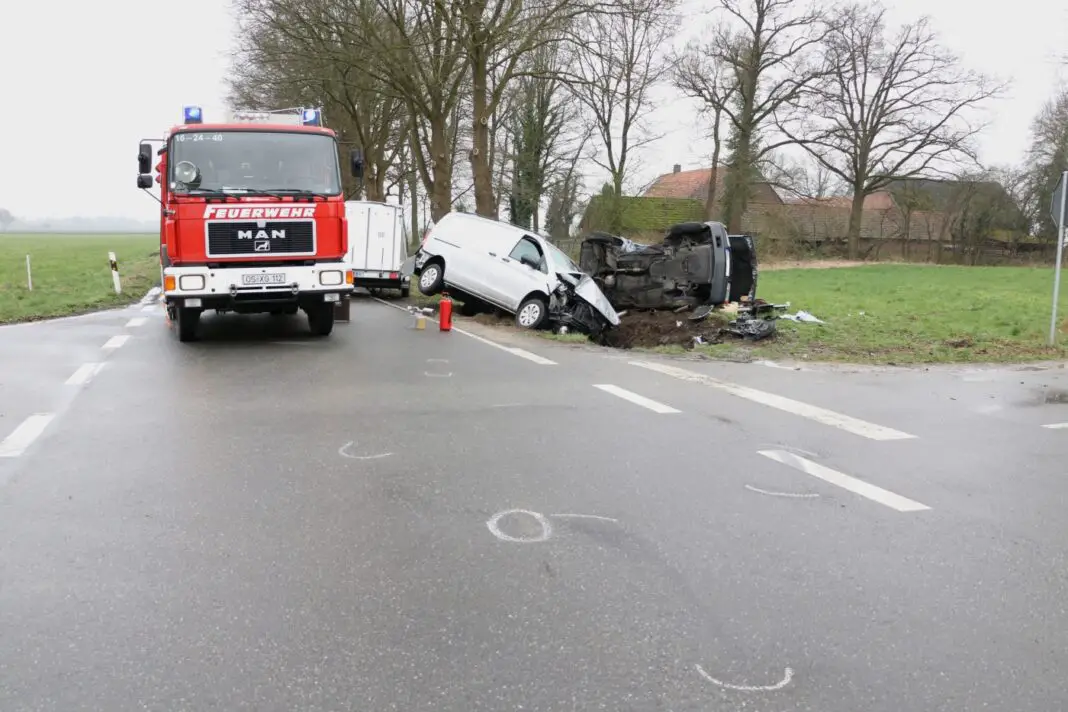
[486,510,619,543]
[695,664,794,692]
[338,441,393,461]
[487,509,553,543]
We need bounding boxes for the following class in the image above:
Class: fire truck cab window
[169,131,342,195]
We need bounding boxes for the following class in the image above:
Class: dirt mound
[600,309,732,349]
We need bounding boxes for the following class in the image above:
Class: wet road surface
[2,294,1068,711]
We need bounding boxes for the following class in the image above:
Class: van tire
[400,285,410,299]
[515,295,548,330]
[418,262,444,296]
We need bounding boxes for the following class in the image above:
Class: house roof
[783,193,895,210]
[642,165,782,203]
[643,168,719,199]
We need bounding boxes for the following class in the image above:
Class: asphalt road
[2,293,1068,711]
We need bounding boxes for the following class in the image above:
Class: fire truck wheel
[176,307,200,342]
[307,302,335,336]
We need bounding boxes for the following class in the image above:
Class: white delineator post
[1051,172,1067,346]
[108,252,122,295]
[25,254,32,290]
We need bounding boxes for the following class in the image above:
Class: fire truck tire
[307,303,335,336]
[176,307,200,342]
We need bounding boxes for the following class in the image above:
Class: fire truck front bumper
[162,263,354,312]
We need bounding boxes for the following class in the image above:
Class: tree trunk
[724,128,752,234]
[469,48,497,218]
[705,111,723,221]
[704,166,719,221]
[429,120,452,222]
[847,191,865,260]
[409,166,420,250]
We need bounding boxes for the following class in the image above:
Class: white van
[345,200,410,297]
[402,211,619,335]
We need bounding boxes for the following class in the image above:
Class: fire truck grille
[207,221,315,256]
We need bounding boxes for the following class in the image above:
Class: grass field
[405,263,1068,365]
[0,233,159,324]
[706,263,1068,364]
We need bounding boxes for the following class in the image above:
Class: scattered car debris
[594,298,787,349]
[780,310,825,324]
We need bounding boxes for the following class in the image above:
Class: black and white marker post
[1049,171,1067,346]
[108,251,121,295]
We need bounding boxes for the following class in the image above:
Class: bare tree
[563,0,678,215]
[699,0,832,233]
[766,152,847,200]
[230,0,408,201]
[778,2,1004,258]
[504,43,584,231]
[335,0,471,221]
[1022,89,1068,239]
[673,38,740,219]
[436,0,598,218]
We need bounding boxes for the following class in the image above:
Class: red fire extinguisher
[439,291,453,331]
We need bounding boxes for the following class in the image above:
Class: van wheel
[515,296,548,330]
[400,285,410,299]
[418,262,444,295]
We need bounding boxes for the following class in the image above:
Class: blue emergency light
[183,106,203,124]
[301,108,322,126]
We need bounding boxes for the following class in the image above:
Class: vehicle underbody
[578,222,758,311]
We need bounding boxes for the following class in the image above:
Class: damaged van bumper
[549,273,620,336]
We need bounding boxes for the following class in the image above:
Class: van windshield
[545,242,581,274]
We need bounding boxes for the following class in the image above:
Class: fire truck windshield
[168,130,342,196]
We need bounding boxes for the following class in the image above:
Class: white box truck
[344,200,410,297]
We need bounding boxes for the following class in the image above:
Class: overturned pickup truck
[578,221,758,311]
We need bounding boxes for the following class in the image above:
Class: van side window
[509,237,546,272]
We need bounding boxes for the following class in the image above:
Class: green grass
[0,233,160,324]
[402,263,1068,364]
[732,264,1068,364]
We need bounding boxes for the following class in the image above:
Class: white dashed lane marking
[102,335,129,350]
[758,450,930,513]
[65,363,105,386]
[0,414,56,458]
[125,317,147,328]
[629,360,916,441]
[593,384,680,414]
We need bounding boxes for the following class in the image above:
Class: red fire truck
[137,105,363,342]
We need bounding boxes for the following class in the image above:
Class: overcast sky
[0,0,1064,221]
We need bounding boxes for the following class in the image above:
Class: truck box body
[345,200,409,294]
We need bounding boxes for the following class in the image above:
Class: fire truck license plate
[242,273,287,285]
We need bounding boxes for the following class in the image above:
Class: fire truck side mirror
[136,174,154,189]
[138,143,153,174]
[349,148,364,179]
